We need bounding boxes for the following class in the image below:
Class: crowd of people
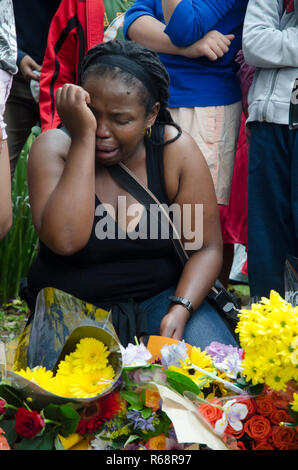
[0,0,297,348]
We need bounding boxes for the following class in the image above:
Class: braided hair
[79,40,182,146]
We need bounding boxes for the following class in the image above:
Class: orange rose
[255,395,275,416]
[236,398,257,418]
[145,434,166,450]
[198,399,223,426]
[225,423,245,439]
[244,415,272,441]
[145,390,160,412]
[252,440,275,451]
[0,428,10,451]
[270,409,295,425]
[271,426,298,450]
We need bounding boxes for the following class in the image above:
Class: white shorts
[170,101,242,205]
[0,69,13,140]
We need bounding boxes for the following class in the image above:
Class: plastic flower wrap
[236,290,298,391]
[1,288,122,408]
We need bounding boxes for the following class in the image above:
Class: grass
[0,298,29,344]
[0,127,40,305]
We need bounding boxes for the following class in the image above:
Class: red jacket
[39,0,104,131]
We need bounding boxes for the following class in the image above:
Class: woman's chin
[95,149,121,165]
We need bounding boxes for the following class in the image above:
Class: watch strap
[168,295,193,314]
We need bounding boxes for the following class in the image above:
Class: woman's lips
[95,146,119,159]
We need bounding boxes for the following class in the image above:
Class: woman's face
[83,73,159,166]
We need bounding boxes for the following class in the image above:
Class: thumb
[84,91,91,105]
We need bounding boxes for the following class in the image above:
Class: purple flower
[205,342,244,379]
[121,343,152,367]
[205,342,243,363]
[126,409,156,432]
[166,428,186,450]
[160,341,188,368]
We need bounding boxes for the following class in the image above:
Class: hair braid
[79,40,182,146]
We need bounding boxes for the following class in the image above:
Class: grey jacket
[243,0,298,125]
[0,0,17,74]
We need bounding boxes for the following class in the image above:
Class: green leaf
[140,407,152,419]
[44,403,80,437]
[288,406,298,423]
[166,370,201,396]
[15,431,55,451]
[120,390,142,407]
[247,382,264,395]
[54,435,66,450]
[123,434,140,447]
[0,383,24,408]
[0,418,18,445]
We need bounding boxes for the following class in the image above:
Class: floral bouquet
[0,288,122,449]
[0,289,297,451]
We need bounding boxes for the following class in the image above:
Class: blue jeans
[248,122,298,299]
[140,286,238,350]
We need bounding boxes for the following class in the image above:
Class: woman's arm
[162,0,237,46]
[160,129,222,340]
[0,131,12,240]
[28,84,97,255]
[127,15,234,61]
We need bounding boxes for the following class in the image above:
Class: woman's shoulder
[29,128,71,162]
[163,123,206,168]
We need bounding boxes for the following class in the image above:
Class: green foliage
[0,127,40,304]
[166,369,201,396]
[44,403,81,437]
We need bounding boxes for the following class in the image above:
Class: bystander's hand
[182,30,235,61]
[20,55,42,81]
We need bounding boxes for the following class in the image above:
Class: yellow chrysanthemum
[55,353,75,377]
[67,366,115,398]
[16,366,54,390]
[290,393,298,413]
[70,337,109,372]
[236,290,298,391]
[290,338,298,366]
[47,375,72,397]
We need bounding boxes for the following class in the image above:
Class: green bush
[0,126,40,304]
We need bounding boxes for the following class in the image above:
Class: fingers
[205,32,234,61]
[20,55,41,81]
[55,84,90,108]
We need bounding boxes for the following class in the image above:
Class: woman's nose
[96,120,111,138]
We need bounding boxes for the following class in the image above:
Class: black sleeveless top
[27,125,182,307]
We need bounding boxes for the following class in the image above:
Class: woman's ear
[147,102,160,128]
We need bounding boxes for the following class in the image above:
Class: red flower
[235,441,247,451]
[14,408,45,439]
[252,440,275,451]
[271,426,298,450]
[236,398,257,419]
[0,400,6,416]
[255,395,275,416]
[270,409,295,425]
[244,415,272,442]
[225,423,245,439]
[77,392,120,435]
[198,399,223,426]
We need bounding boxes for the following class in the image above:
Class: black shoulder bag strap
[106,162,240,336]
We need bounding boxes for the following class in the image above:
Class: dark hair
[79,39,181,146]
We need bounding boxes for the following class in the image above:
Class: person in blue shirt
[123,0,248,286]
